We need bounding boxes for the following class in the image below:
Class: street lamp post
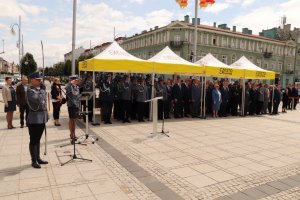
[193,0,199,63]
[10,15,22,76]
[71,0,77,75]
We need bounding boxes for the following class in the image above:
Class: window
[240,40,244,49]
[213,38,217,46]
[278,62,283,71]
[248,41,252,51]
[232,55,236,64]
[202,34,207,45]
[222,37,227,47]
[174,35,181,42]
[264,63,268,70]
[231,38,235,48]
[297,49,300,54]
[271,63,275,70]
[288,63,292,71]
[249,56,253,62]
[297,60,300,65]
[257,59,261,67]
[221,55,227,64]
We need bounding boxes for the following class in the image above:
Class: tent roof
[94,41,144,61]
[231,56,266,71]
[148,46,198,66]
[195,53,232,68]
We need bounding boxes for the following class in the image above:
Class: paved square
[0,103,300,199]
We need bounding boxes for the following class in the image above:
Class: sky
[0,0,299,68]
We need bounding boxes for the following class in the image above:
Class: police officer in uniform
[134,77,148,122]
[27,72,48,169]
[99,74,114,124]
[65,75,80,140]
[119,75,133,123]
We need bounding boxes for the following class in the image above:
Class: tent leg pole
[203,76,206,118]
[150,73,155,121]
[92,71,99,126]
[271,84,275,114]
[200,76,204,118]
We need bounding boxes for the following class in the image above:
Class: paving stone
[155,189,184,200]
[229,192,255,200]
[256,184,280,196]
[279,177,300,187]
[267,181,292,191]
[242,187,268,199]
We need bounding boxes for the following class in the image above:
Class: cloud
[242,0,257,6]
[129,0,144,4]
[0,0,47,18]
[203,3,230,14]
[231,0,300,34]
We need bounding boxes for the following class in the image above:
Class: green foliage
[64,60,71,76]
[20,53,37,76]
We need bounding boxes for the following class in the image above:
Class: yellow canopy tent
[195,53,244,78]
[231,56,276,80]
[78,41,153,73]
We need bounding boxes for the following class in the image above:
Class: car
[0,79,5,89]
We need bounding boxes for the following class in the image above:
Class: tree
[44,67,49,76]
[64,60,71,76]
[20,53,37,76]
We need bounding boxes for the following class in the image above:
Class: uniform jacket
[26,86,49,124]
[220,86,229,103]
[99,81,115,102]
[134,83,148,102]
[212,89,222,104]
[120,81,132,101]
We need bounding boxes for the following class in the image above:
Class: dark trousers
[131,100,137,120]
[28,124,45,146]
[83,99,93,122]
[122,100,132,121]
[52,102,61,120]
[113,100,122,120]
[256,101,263,115]
[164,100,171,118]
[249,101,256,115]
[268,102,272,114]
[174,101,183,118]
[28,124,45,162]
[137,102,145,121]
[293,99,298,109]
[102,101,113,123]
[20,104,29,126]
[273,101,280,114]
[220,101,228,117]
[191,101,200,117]
[184,100,190,116]
[231,101,239,116]
[158,99,163,120]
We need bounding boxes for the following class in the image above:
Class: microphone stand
[160,91,169,137]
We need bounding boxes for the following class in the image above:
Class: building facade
[122,15,297,87]
[64,47,85,61]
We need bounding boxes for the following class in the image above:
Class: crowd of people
[75,73,300,124]
[1,73,299,169]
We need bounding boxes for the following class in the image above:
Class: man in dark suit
[16,76,29,128]
[99,74,115,124]
[219,80,229,117]
[182,78,191,117]
[291,84,298,109]
[272,85,281,115]
[172,76,183,118]
[164,79,173,119]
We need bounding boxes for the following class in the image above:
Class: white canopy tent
[148,46,204,75]
[231,56,276,116]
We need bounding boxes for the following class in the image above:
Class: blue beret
[69,75,78,80]
[29,72,42,79]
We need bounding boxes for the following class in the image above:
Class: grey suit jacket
[27,87,49,124]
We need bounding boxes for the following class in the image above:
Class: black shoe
[32,162,41,169]
[126,120,131,123]
[122,120,126,123]
[20,125,24,128]
[37,158,48,165]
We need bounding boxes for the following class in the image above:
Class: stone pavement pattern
[0,99,300,200]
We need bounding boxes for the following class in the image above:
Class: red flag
[200,0,215,8]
